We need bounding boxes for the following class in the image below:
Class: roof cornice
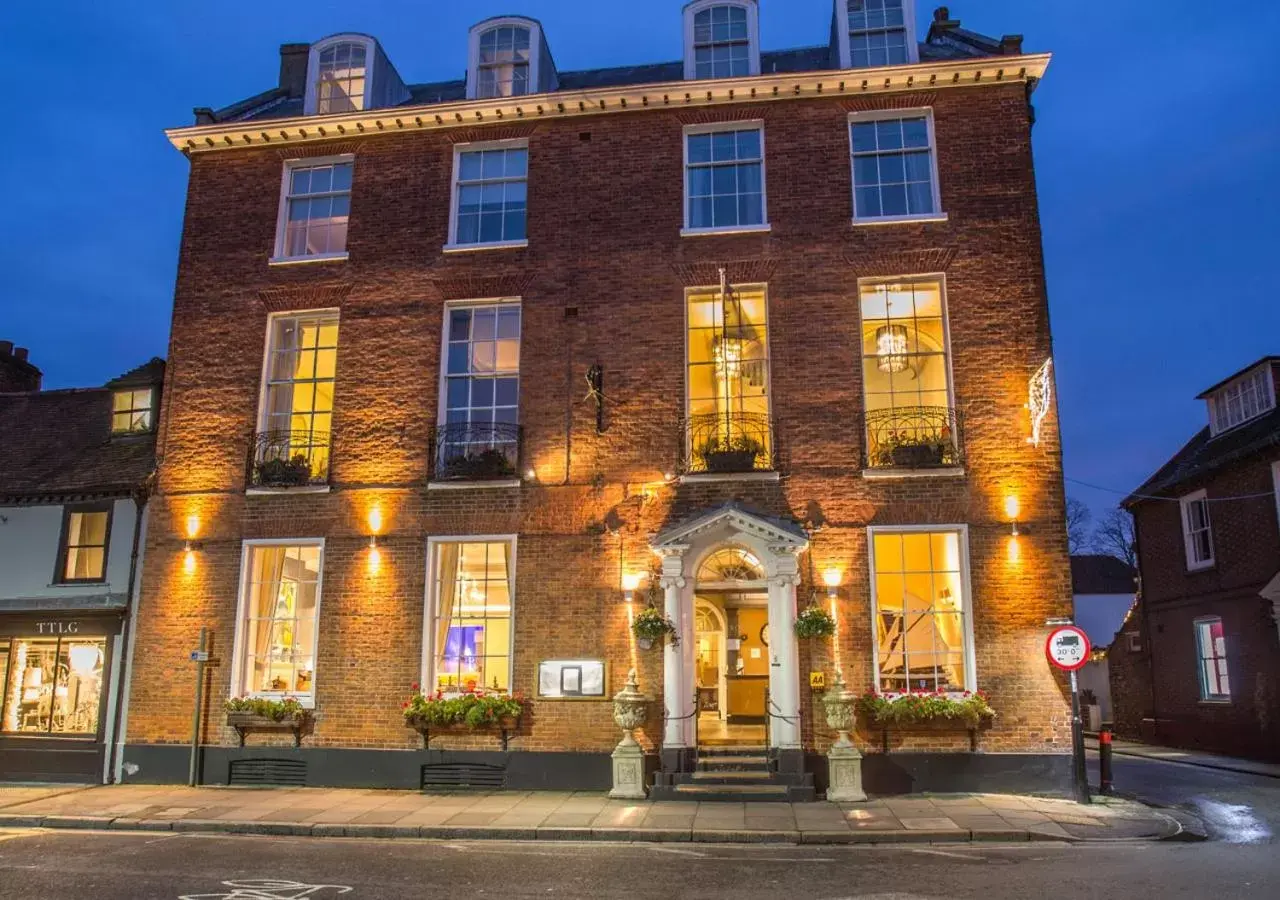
[167,52,1051,154]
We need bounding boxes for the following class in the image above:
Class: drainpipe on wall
[1134,524,1159,740]
[106,489,149,783]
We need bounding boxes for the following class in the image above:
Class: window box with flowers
[856,690,995,752]
[403,686,526,749]
[225,697,316,747]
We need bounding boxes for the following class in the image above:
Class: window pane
[240,545,322,698]
[433,541,514,692]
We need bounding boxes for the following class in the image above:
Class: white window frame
[834,0,921,70]
[271,155,354,265]
[1180,490,1215,572]
[1194,616,1231,702]
[230,538,326,709]
[848,108,946,226]
[304,34,376,117]
[445,139,530,252]
[1207,366,1276,436]
[421,535,518,695]
[681,121,770,237]
[466,17,546,101]
[683,0,761,81]
[867,524,977,694]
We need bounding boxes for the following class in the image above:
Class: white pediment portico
[649,503,809,752]
[1263,571,1280,645]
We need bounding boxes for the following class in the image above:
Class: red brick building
[122,1,1073,795]
[1118,358,1280,761]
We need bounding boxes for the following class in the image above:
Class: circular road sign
[1045,625,1091,672]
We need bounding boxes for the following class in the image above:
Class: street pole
[1069,669,1091,805]
[188,627,207,787]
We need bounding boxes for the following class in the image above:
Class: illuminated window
[684,125,766,233]
[1194,617,1230,700]
[1,636,107,736]
[438,303,521,480]
[234,542,323,702]
[692,4,751,78]
[316,42,366,113]
[1208,367,1275,435]
[429,539,515,693]
[56,506,111,583]
[686,284,772,472]
[859,278,956,469]
[1180,491,1214,571]
[847,0,912,67]
[111,389,154,434]
[476,25,531,98]
[275,157,353,261]
[254,312,339,487]
[871,529,973,693]
[450,143,528,247]
[850,111,941,222]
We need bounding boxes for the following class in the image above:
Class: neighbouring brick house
[0,347,164,782]
[1118,357,1280,761]
[123,1,1073,795]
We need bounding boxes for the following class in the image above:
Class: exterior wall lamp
[367,508,383,549]
[183,515,203,553]
[622,572,645,604]
[822,568,842,599]
[1005,496,1022,537]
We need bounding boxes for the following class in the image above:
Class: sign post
[1046,625,1092,805]
[188,627,208,787]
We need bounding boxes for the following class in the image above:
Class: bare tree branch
[1066,497,1092,555]
[1092,508,1137,567]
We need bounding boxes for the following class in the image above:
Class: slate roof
[1126,370,1280,506]
[217,28,1006,125]
[1070,555,1137,596]
[0,359,164,504]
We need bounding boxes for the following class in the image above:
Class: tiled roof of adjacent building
[0,359,165,503]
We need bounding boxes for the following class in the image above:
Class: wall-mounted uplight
[621,572,645,604]
[367,507,384,550]
[524,468,538,482]
[822,568,842,598]
[183,515,203,552]
[1005,496,1021,537]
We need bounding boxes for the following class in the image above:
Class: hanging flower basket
[632,606,679,650]
[794,605,837,640]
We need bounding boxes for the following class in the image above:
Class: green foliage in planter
[224,696,310,722]
[442,448,515,480]
[794,605,837,639]
[255,454,313,486]
[697,435,763,467]
[855,690,995,729]
[631,605,679,645]
[403,687,525,728]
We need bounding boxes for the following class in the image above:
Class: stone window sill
[268,252,349,267]
[442,240,528,254]
[851,213,949,228]
[680,224,772,238]
[427,479,523,491]
[862,467,966,480]
[679,471,781,485]
[246,486,333,496]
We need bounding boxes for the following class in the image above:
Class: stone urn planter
[821,670,866,802]
[609,669,651,799]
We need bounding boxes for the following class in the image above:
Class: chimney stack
[279,43,311,100]
[0,340,42,392]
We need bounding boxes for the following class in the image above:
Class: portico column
[659,546,692,749]
[766,548,803,750]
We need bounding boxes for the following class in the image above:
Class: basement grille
[228,758,308,787]
[421,763,506,790]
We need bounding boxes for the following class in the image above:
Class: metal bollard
[1099,728,1114,795]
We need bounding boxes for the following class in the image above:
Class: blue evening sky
[2,1,1278,515]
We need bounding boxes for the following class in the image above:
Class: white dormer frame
[305,33,378,117]
[467,17,547,101]
[1206,364,1277,436]
[683,0,762,81]
[835,0,921,70]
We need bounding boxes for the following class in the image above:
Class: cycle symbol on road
[179,879,353,900]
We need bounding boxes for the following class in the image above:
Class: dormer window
[316,41,366,113]
[683,0,760,80]
[466,18,557,101]
[836,0,920,69]
[303,34,408,117]
[1207,366,1276,435]
[112,388,154,434]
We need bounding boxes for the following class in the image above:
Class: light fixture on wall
[875,325,910,374]
[183,515,203,552]
[621,572,645,604]
[1005,496,1022,536]
[367,507,384,549]
[822,568,842,599]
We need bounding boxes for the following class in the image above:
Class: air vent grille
[421,763,506,790]
[228,758,307,787]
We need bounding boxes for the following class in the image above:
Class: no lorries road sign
[1045,626,1091,672]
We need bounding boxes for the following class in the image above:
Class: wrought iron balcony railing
[431,422,522,482]
[683,412,776,475]
[862,406,964,470]
[247,430,332,488]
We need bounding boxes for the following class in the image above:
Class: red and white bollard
[1099,729,1114,795]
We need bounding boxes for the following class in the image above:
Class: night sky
[3,1,1277,516]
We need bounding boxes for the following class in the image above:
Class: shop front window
[1,636,106,736]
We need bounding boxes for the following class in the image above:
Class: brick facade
[1124,448,1280,760]
[125,62,1073,786]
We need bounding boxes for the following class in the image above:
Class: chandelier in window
[875,325,909,374]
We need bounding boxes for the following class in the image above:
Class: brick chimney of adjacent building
[0,341,42,392]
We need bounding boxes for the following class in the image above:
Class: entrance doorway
[694,548,769,748]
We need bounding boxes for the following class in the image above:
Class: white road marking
[906,848,983,861]
[178,879,353,900]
